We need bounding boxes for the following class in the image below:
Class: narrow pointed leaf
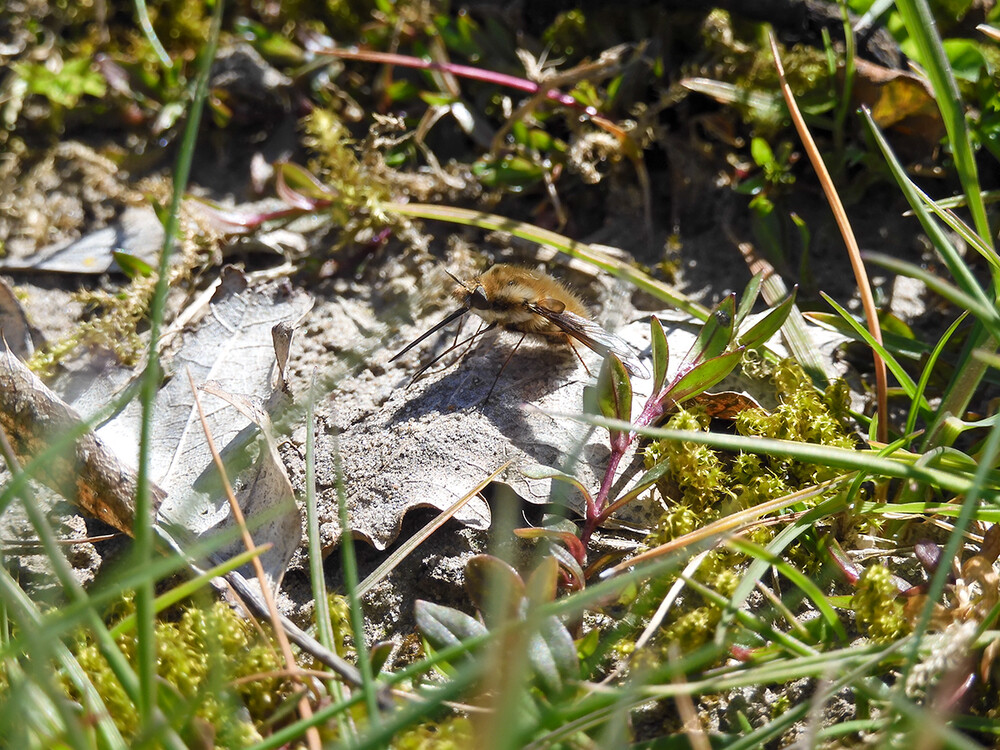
[650,315,669,395]
[369,641,394,674]
[685,294,736,365]
[546,541,586,590]
[465,555,524,627]
[667,347,745,407]
[821,292,933,414]
[596,353,632,447]
[525,555,559,606]
[863,251,1000,335]
[738,286,797,349]
[415,600,488,653]
[735,272,765,329]
[521,465,593,506]
[602,457,672,515]
[276,161,337,210]
[528,616,579,695]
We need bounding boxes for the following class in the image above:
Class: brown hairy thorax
[453,264,588,335]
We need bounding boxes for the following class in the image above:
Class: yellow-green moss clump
[67,600,285,745]
[391,716,475,749]
[301,107,396,252]
[638,359,856,653]
[852,564,909,644]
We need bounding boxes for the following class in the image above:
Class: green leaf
[112,251,155,279]
[464,555,524,628]
[942,38,988,83]
[750,136,775,168]
[15,57,106,108]
[738,287,796,349]
[415,600,488,654]
[596,354,632,448]
[545,542,586,590]
[276,161,338,210]
[650,315,669,394]
[603,457,671,515]
[667,348,744,407]
[734,272,764,330]
[528,615,579,696]
[369,641,394,674]
[684,294,736,366]
[525,556,559,606]
[472,155,546,189]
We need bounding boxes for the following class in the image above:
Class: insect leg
[485,333,526,401]
[409,322,498,385]
[566,338,593,377]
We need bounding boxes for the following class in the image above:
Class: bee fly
[390,264,647,392]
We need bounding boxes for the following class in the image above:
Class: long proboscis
[408,321,497,383]
[389,306,469,363]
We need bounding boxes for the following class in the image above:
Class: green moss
[638,359,857,653]
[852,564,909,644]
[390,715,475,749]
[542,10,588,59]
[65,600,286,743]
[660,605,721,652]
[302,108,396,252]
[698,11,833,135]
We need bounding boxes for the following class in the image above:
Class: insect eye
[469,285,490,310]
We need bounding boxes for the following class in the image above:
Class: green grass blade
[132,0,224,729]
[332,434,381,725]
[821,292,933,413]
[385,202,710,320]
[895,0,992,245]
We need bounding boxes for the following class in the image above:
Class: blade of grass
[860,107,998,449]
[0,430,187,749]
[906,313,968,439]
[861,252,1000,335]
[569,415,1000,499]
[133,0,172,69]
[303,373,354,740]
[331,428,381,726]
[0,569,125,749]
[607,476,853,576]
[385,202,710,320]
[737,241,835,385]
[108,545,267,638]
[821,292,932,414]
[714,494,843,644]
[727,537,849,643]
[895,0,992,245]
[902,416,1000,685]
[133,0,223,727]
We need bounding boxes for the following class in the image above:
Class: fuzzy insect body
[391,264,646,381]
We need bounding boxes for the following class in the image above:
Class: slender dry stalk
[767,31,889,443]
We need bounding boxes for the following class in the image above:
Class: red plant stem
[316,47,600,116]
[580,390,671,548]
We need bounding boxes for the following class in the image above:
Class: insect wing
[530,305,649,378]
